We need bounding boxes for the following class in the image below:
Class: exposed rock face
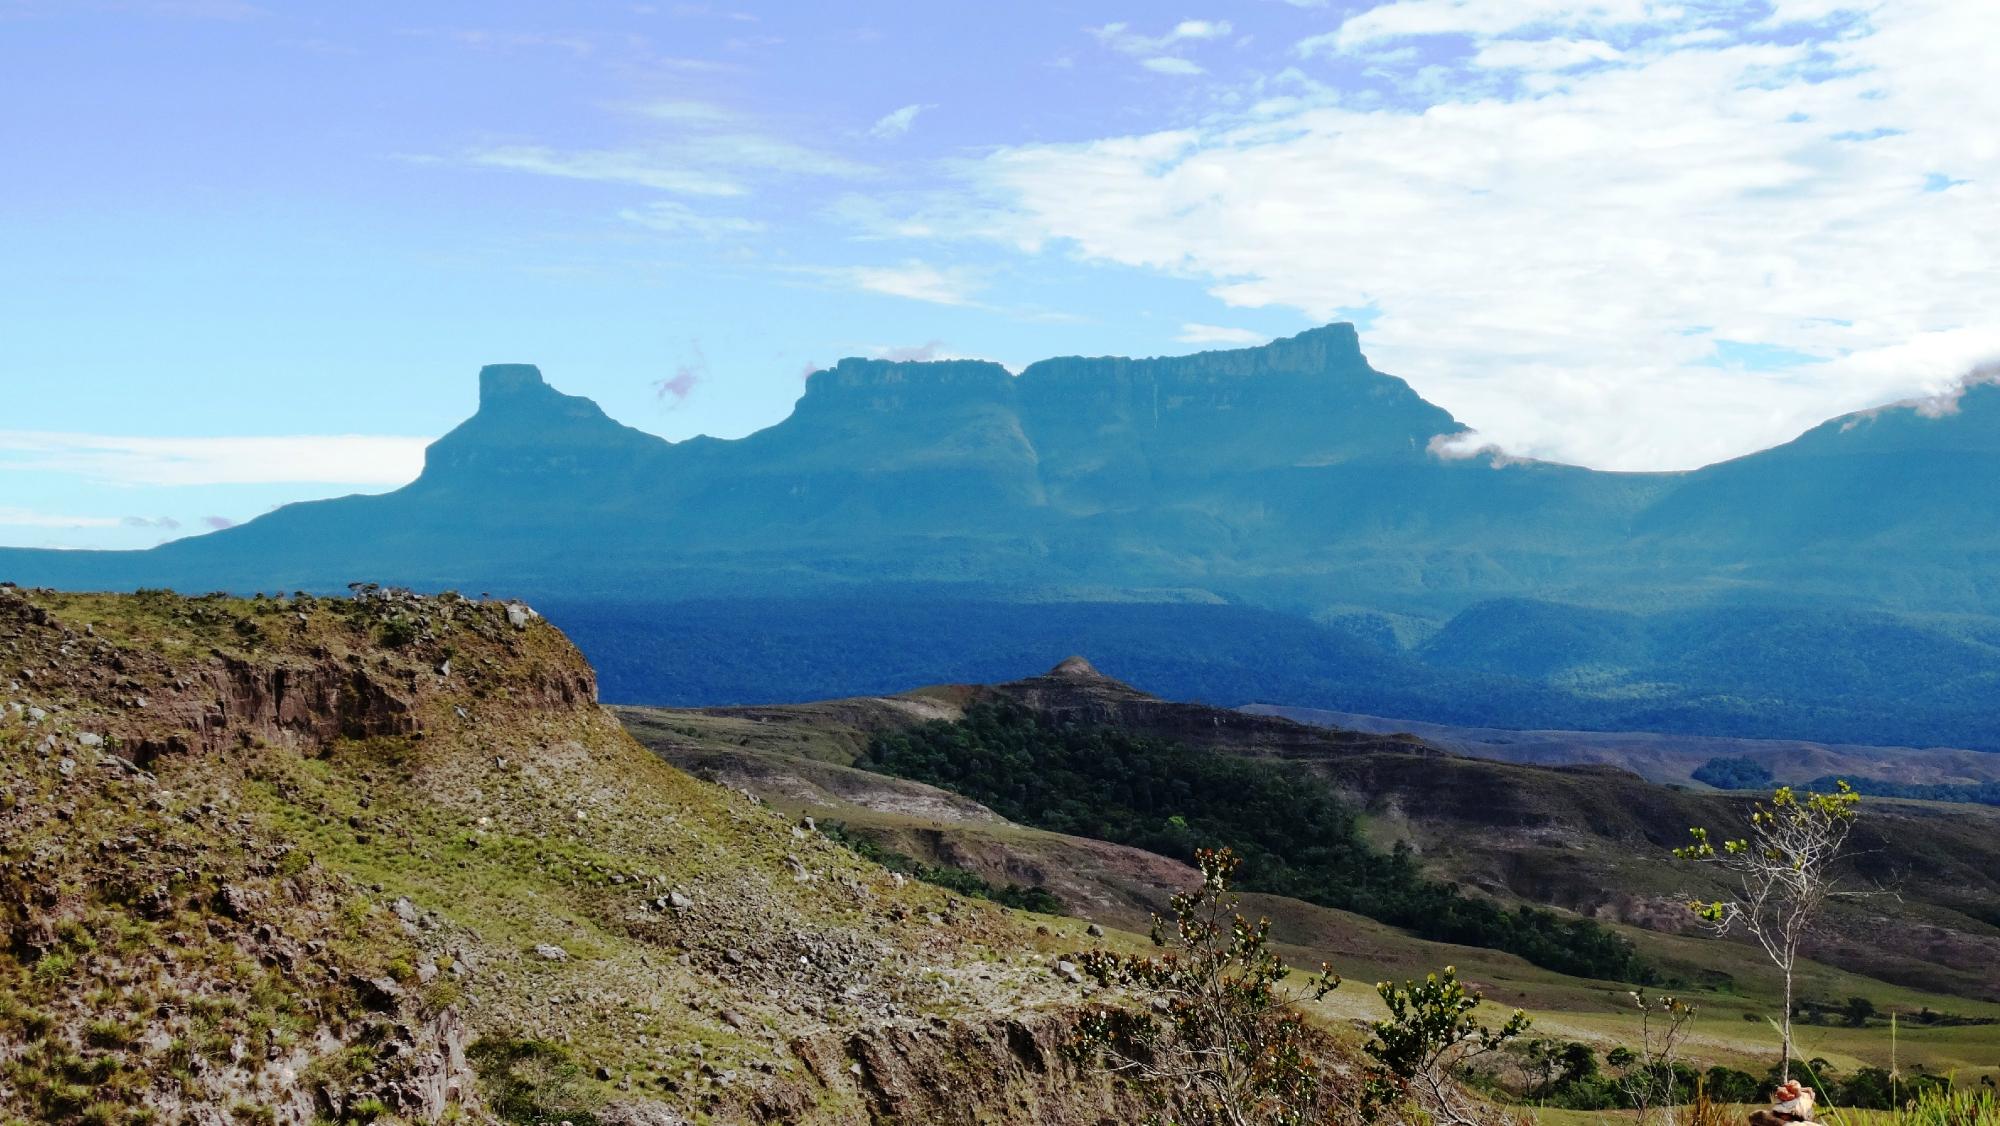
[0,584,594,770]
[791,1011,1144,1125]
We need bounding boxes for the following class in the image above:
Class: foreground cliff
[0,586,1158,1125]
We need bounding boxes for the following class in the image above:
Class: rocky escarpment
[0,583,593,767]
[0,587,1166,1125]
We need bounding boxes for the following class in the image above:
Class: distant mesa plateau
[7,325,2000,750]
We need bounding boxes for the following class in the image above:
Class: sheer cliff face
[401,326,1472,532]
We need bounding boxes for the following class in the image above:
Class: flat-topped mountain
[11,325,1997,604]
[5,328,2000,747]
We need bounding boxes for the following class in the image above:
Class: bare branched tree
[1617,990,1699,1126]
[1674,782,1860,1081]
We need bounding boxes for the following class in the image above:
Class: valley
[618,659,2000,1091]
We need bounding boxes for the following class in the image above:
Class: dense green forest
[1800,775,2000,807]
[537,595,2000,751]
[1695,756,2000,807]
[861,701,1651,982]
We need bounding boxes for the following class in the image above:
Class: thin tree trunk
[1780,956,1794,1083]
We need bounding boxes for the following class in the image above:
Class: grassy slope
[0,589,1135,1126]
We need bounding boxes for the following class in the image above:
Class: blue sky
[3,0,1995,548]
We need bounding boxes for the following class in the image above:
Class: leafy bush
[1363,965,1529,1124]
[467,1036,601,1126]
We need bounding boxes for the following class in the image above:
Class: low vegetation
[818,820,1066,914]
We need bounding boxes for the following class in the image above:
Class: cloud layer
[969,0,2000,469]
[0,432,432,487]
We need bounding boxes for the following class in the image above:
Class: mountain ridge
[6,325,2000,748]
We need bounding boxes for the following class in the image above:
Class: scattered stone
[1086,922,1105,937]
[213,884,261,920]
[350,974,404,1011]
[667,890,694,911]
[392,897,420,924]
[1054,960,1085,985]
[534,944,570,962]
[505,602,538,629]
[720,1009,746,1030]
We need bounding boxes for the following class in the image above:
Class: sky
[2,0,1995,549]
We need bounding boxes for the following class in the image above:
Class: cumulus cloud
[0,432,431,486]
[869,103,931,139]
[960,0,2000,470]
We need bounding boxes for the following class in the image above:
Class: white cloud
[828,261,981,306]
[1472,37,1623,70]
[635,99,738,124]
[869,103,931,139]
[863,341,1015,369]
[469,103,871,198]
[0,432,431,487]
[1093,18,1233,73]
[470,146,745,196]
[0,507,122,529]
[1303,0,1675,55]
[958,0,2000,470]
[618,200,766,237]
[1178,323,1271,346]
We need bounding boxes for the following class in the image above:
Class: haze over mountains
[7,326,2000,748]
